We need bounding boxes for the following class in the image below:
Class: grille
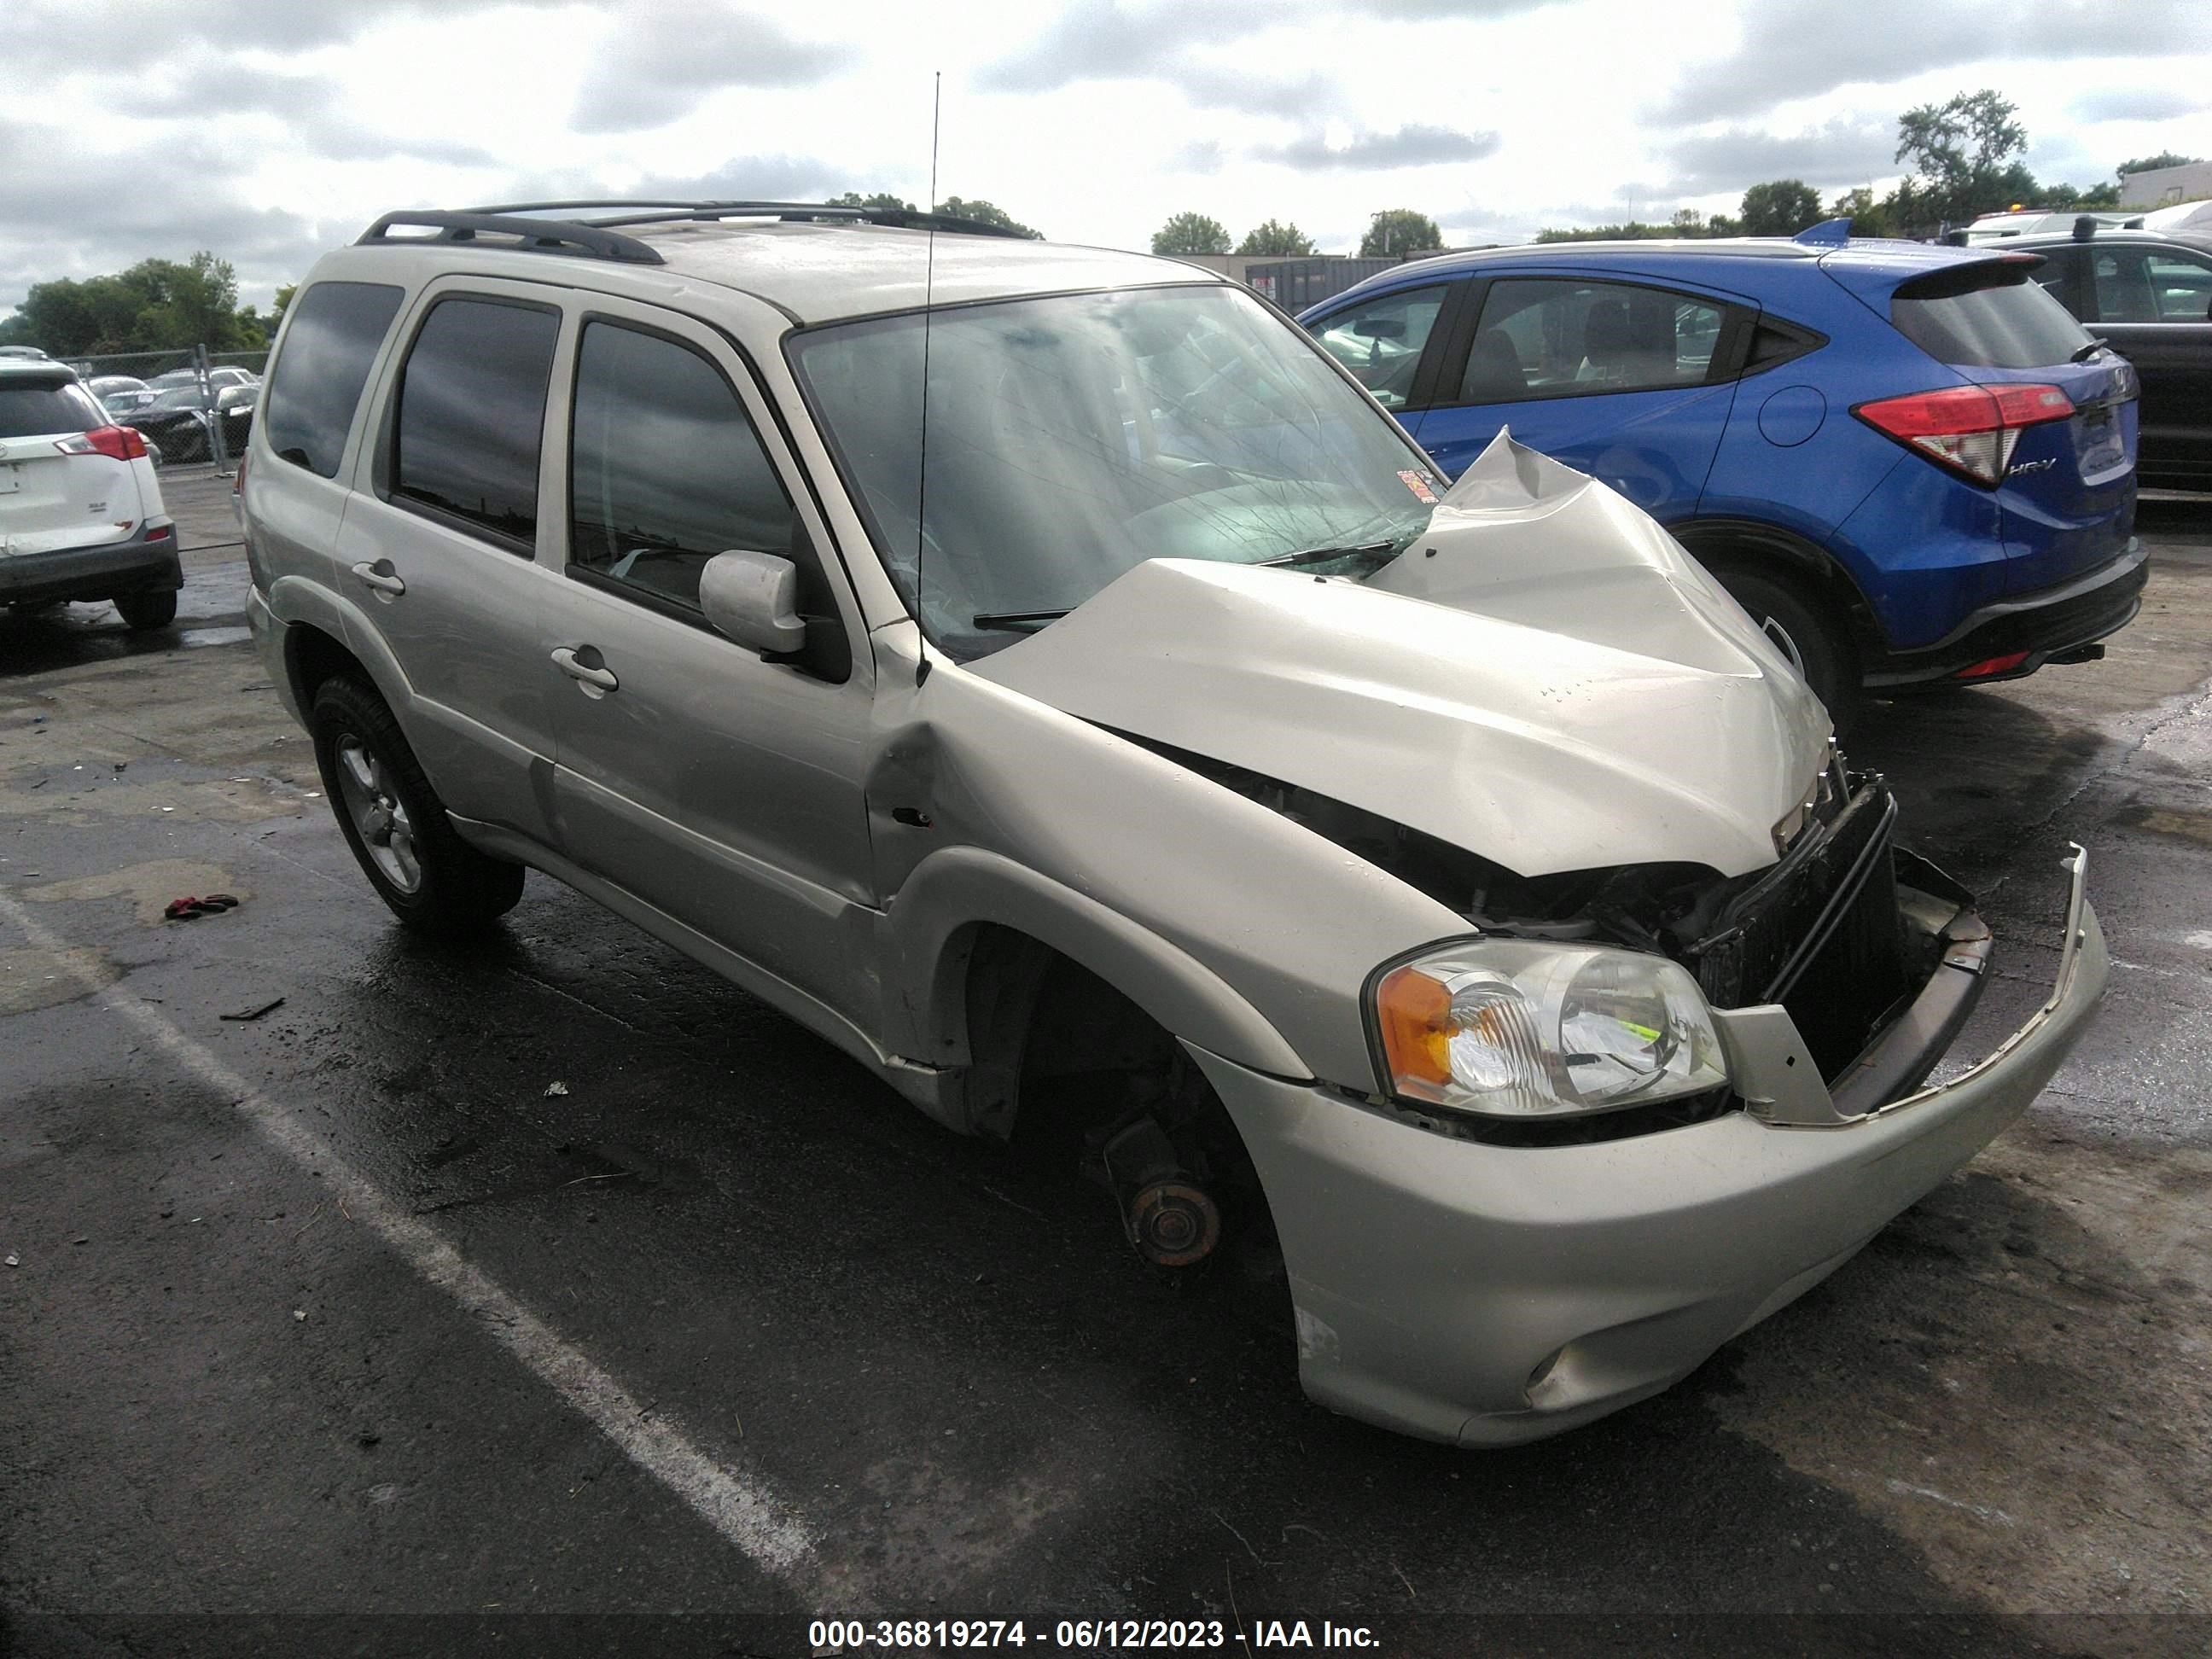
[1688,778,1910,1079]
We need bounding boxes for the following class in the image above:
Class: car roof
[1315,235,2007,308]
[0,358,79,383]
[336,209,1224,327]
[2000,229,2212,254]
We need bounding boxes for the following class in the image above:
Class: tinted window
[393,297,559,548]
[0,379,104,438]
[264,281,404,477]
[1459,279,1725,402]
[1889,264,2091,368]
[1308,285,1448,409]
[569,322,795,610]
[2091,246,2212,323]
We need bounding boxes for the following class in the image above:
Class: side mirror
[699,549,807,655]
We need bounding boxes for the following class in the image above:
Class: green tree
[0,252,265,355]
[1359,208,1441,257]
[1236,218,1317,256]
[1152,212,1231,255]
[1739,178,1824,236]
[829,190,918,213]
[1894,90,2030,224]
[2041,180,2123,211]
[1825,187,1895,237]
[935,196,1044,239]
[2116,153,2201,178]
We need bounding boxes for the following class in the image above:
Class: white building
[2119,160,2212,209]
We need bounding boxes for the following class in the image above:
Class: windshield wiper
[971,538,1404,631]
[1257,538,1397,569]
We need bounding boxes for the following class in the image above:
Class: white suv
[240,203,2106,1447]
[0,359,179,627]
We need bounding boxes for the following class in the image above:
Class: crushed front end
[1178,765,2108,1446]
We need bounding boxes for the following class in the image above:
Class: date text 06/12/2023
[808,1618,1382,1650]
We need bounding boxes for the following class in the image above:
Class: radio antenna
[913,69,941,688]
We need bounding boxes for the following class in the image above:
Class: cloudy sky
[4,0,2209,318]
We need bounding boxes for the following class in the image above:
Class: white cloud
[3,0,2209,316]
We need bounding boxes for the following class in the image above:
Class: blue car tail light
[1853,382,2073,486]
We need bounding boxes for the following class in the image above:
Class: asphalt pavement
[3,467,2209,1658]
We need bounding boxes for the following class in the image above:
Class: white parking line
[0,887,822,1589]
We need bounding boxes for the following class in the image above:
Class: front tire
[1710,569,1859,733]
[114,590,178,631]
[309,676,525,935]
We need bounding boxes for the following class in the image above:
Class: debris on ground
[219,996,286,1022]
[544,1081,570,1097]
[293,1309,307,1322]
[3,1254,18,1268]
[164,894,240,922]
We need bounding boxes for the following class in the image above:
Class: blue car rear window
[1889,264,2092,370]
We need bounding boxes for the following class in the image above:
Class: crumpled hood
[970,433,1831,879]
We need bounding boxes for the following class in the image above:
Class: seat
[1575,300,1633,381]
[1458,328,1528,402]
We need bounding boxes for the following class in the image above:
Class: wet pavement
[3,474,2209,1657]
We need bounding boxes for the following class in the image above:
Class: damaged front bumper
[1184,846,2106,1447]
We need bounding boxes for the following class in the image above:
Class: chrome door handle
[350,561,405,597]
[550,646,619,694]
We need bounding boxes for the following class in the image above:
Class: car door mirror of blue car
[699,549,808,657]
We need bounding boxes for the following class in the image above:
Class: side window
[1460,279,1726,402]
[391,296,559,550]
[1308,285,1448,409]
[2092,250,2158,323]
[2145,250,2212,322]
[261,281,404,477]
[568,321,796,613]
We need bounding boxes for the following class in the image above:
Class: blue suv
[1299,229,2145,722]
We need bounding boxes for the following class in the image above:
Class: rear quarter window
[263,280,405,477]
[0,379,104,439]
[1889,263,2093,370]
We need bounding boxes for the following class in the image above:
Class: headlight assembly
[1371,940,1729,1119]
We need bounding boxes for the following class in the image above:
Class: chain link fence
[62,345,271,474]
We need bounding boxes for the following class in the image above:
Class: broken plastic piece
[544,1081,571,1097]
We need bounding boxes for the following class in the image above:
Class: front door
[536,303,879,1020]
[1413,275,1743,516]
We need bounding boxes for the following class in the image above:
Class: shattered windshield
[789,284,1441,658]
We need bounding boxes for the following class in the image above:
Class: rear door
[1889,259,2139,593]
[2080,240,2212,489]
[332,278,567,842]
[0,374,143,557]
[1411,273,1748,517]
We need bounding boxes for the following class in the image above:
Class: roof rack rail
[469,199,1030,240]
[355,210,667,265]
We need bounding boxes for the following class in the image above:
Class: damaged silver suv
[242,202,2108,1446]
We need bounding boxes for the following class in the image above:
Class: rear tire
[114,590,178,631]
[1710,569,1860,735]
[309,675,526,936]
